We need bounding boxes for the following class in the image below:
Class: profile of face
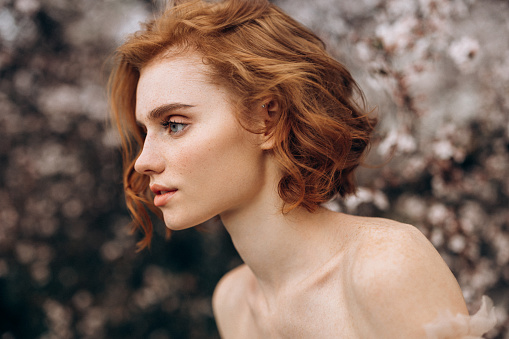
[134,52,272,230]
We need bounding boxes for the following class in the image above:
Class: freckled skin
[135,53,268,231]
[135,51,468,339]
[213,216,468,339]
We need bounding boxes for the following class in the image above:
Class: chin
[163,219,195,231]
[162,212,208,231]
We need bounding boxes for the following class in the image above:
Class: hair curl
[108,0,377,250]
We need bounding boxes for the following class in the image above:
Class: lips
[150,184,177,207]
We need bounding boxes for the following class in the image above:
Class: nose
[134,134,165,175]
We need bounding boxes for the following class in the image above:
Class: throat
[224,205,344,296]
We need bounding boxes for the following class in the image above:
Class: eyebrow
[137,103,195,125]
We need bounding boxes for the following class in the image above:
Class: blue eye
[169,122,185,133]
[162,119,187,135]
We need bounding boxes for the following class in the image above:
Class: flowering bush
[0,0,507,338]
[279,0,508,336]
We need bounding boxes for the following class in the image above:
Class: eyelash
[161,118,188,135]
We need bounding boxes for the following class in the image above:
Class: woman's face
[134,52,270,230]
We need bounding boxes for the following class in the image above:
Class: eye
[169,121,186,133]
[161,119,188,135]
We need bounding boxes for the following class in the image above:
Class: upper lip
[150,184,177,195]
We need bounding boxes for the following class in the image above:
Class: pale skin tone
[134,51,469,339]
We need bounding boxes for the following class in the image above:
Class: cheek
[180,129,262,187]
[173,151,193,174]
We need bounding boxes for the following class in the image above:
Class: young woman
[108,0,496,337]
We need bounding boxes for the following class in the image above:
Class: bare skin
[134,51,468,339]
[214,211,468,339]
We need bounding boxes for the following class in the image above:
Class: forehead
[135,52,213,118]
[141,51,210,83]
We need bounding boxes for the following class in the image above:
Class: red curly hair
[108,0,377,250]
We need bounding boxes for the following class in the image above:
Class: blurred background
[0,0,507,338]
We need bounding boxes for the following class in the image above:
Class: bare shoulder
[212,264,252,337]
[345,216,468,338]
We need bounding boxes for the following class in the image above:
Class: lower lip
[154,190,177,207]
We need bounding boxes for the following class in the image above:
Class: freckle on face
[134,52,268,231]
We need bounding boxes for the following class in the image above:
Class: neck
[220,174,343,298]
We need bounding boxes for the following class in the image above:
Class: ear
[259,99,280,150]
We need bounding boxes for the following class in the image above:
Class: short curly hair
[108,0,377,250]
